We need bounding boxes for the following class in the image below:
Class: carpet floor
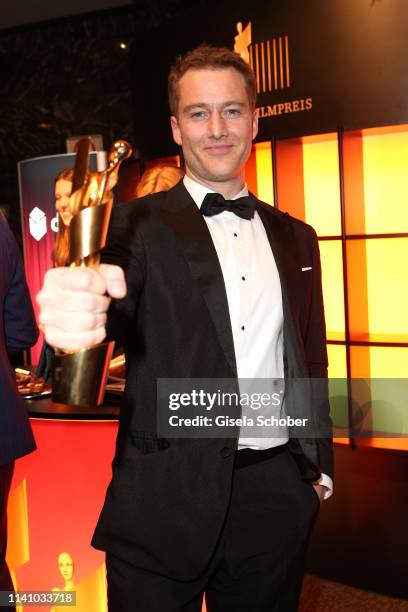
[299,574,408,612]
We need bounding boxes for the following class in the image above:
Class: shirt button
[241,325,245,331]
[220,447,232,458]
[233,232,238,237]
[241,276,246,281]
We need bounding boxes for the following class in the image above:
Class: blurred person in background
[0,210,38,609]
[52,167,75,267]
[136,164,184,198]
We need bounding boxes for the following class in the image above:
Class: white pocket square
[301,266,312,271]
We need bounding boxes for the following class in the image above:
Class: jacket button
[220,447,232,458]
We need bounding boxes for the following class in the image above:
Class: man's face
[170,68,258,191]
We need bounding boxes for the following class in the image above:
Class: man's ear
[252,108,259,140]
[170,116,182,146]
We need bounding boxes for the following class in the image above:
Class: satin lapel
[256,202,308,377]
[163,183,237,377]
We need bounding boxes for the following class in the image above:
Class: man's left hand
[312,484,326,503]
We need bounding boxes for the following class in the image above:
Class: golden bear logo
[233,21,291,94]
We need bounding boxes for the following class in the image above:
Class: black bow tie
[200,192,256,220]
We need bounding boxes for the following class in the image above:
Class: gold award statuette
[52,138,132,406]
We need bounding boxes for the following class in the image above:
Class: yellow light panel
[347,238,408,342]
[349,347,408,448]
[370,346,407,378]
[254,142,274,205]
[366,238,408,342]
[351,345,408,378]
[302,135,341,236]
[327,344,347,378]
[319,240,346,340]
[362,127,408,234]
[327,345,349,434]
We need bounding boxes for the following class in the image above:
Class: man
[37,45,333,611]
[0,211,38,607]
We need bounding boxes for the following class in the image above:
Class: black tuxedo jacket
[93,181,333,579]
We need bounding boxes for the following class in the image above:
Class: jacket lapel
[164,182,237,377]
[256,201,308,378]
[257,201,319,469]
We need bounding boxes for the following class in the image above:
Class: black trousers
[107,446,320,612]
[0,461,15,612]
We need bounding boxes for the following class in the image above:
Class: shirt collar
[183,175,249,209]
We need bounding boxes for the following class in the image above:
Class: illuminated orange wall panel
[302,134,341,236]
[244,147,258,196]
[275,138,305,219]
[351,346,408,379]
[365,239,408,343]
[319,240,345,341]
[347,239,408,343]
[327,345,347,379]
[244,143,274,205]
[361,126,408,235]
[254,142,274,205]
[345,240,370,342]
[327,346,349,439]
[254,124,408,450]
[343,131,366,235]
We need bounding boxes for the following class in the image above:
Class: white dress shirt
[183,175,333,498]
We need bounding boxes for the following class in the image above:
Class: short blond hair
[168,44,257,116]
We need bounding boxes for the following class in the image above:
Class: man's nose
[207,112,227,139]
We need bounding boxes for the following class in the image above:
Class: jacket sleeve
[3,221,39,355]
[304,228,329,378]
[101,204,146,345]
[305,228,334,480]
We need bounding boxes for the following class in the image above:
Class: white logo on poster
[29,207,59,241]
[29,207,47,241]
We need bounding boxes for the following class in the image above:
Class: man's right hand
[36,264,126,352]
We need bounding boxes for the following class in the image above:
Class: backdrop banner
[18,152,105,363]
[131,0,408,157]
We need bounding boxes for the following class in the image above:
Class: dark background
[132,0,408,156]
[0,0,216,239]
[1,0,407,241]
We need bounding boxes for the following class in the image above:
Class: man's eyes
[188,108,242,119]
[190,110,207,119]
[224,108,241,117]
